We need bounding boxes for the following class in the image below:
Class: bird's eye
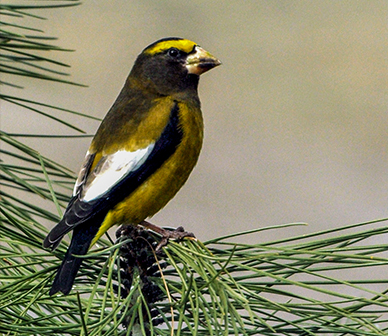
[167,48,180,58]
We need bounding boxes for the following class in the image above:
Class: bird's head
[129,37,221,96]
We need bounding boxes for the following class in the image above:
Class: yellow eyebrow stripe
[144,39,197,55]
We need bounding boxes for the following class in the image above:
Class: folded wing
[43,103,182,250]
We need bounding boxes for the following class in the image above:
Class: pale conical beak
[186,46,221,75]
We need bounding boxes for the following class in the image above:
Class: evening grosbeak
[43,37,221,295]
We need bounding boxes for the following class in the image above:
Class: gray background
[3,1,388,253]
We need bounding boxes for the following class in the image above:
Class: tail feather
[49,222,99,295]
[49,249,85,295]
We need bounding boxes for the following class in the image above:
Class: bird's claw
[138,221,195,252]
[155,226,195,251]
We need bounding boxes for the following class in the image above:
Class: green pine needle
[1,2,388,335]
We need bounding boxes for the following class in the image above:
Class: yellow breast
[91,98,203,245]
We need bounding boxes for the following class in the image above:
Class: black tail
[49,222,99,295]
[49,247,86,296]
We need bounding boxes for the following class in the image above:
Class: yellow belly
[91,100,203,245]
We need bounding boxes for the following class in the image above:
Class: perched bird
[43,37,221,295]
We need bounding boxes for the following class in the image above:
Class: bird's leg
[139,221,196,251]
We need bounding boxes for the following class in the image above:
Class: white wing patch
[73,151,93,196]
[80,144,155,202]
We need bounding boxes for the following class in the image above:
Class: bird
[43,37,221,295]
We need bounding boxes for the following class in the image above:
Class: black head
[129,38,221,96]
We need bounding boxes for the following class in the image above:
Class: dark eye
[167,48,180,58]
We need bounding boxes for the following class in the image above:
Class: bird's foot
[140,221,196,251]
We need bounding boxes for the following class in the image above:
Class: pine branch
[1,2,388,335]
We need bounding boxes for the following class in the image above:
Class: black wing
[43,103,183,250]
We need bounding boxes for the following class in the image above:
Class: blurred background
[2,1,388,247]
